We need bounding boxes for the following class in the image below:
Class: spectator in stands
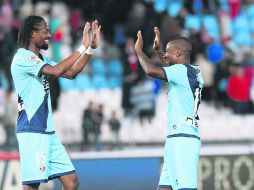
[227,63,252,114]
[125,37,138,71]
[93,104,104,151]
[189,28,206,63]
[3,89,18,150]
[121,37,139,116]
[69,8,82,49]
[196,53,215,102]
[82,101,95,147]
[108,110,121,149]
[213,59,230,107]
[130,78,155,125]
[0,0,15,90]
[49,17,63,63]
[229,0,241,19]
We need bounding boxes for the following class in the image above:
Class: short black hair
[170,37,192,59]
[17,15,45,49]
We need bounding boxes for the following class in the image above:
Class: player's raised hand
[82,22,91,49]
[153,27,161,51]
[135,30,143,53]
[90,20,101,49]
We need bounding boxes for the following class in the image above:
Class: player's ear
[31,31,36,38]
[176,49,182,57]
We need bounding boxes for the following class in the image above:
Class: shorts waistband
[16,130,55,134]
[167,133,200,140]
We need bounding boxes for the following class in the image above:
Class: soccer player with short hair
[11,15,100,190]
[135,28,204,190]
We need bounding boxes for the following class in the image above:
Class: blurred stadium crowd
[0,0,254,151]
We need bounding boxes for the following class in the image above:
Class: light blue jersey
[159,63,204,190]
[162,64,204,137]
[11,48,57,133]
[11,48,75,184]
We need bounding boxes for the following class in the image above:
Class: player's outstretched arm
[61,20,101,79]
[41,20,100,79]
[135,30,166,81]
[153,27,167,66]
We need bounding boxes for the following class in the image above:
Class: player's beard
[41,43,49,50]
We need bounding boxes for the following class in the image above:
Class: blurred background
[0,0,254,189]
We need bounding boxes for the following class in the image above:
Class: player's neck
[176,59,190,64]
[28,44,40,55]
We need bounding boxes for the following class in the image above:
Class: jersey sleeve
[16,53,48,77]
[163,64,185,84]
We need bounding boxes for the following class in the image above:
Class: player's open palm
[90,20,101,49]
[153,27,161,51]
[135,30,143,53]
[82,22,91,49]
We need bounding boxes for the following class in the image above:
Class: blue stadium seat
[233,32,253,46]
[107,59,123,76]
[90,59,106,75]
[154,0,167,13]
[92,75,108,89]
[202,15,220,41]
[167,2,183,17]
[246,4,254,18]
[59,78,74,91]
[0,73,9,90]
[219,0,229,12]
[185,15,201,31]
[74,74,91,90]
[108,76,122,88]
[249,19,254,32]
[232,14,250,33]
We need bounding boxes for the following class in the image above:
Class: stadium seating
[233,32,253,46]
[167,1,183,17]
[74,74,91,90]
[108,76,122,88]
[246,3,254,18]
[50,89,254,145]
[59,78,74,91]
[185,14,201,31]
[91,75,108,89]
[232,14,250,34]
[153,0,167,13]
[90,59,107,75]
[202,15,220,41]
[107,59,123,76]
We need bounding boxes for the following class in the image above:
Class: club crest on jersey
[40,166,46,173]
[28,56,42,65]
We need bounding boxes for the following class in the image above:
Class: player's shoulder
[165,63,186,72]
[13,48,36,63]
[13,48,45,66]
[15,48,34,57]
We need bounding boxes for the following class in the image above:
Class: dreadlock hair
[17,15,45,49]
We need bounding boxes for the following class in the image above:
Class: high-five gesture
[82,22,91,49]
[90,20,101,49]
[135,30,143,53]
[153,27,162,51]
[153,26,167,66]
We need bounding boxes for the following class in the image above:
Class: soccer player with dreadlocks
[11,15,100,190]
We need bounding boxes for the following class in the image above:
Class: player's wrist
[77,45,86,55]
[85,46,95,55]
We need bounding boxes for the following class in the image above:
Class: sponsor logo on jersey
[28,56,42,65]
